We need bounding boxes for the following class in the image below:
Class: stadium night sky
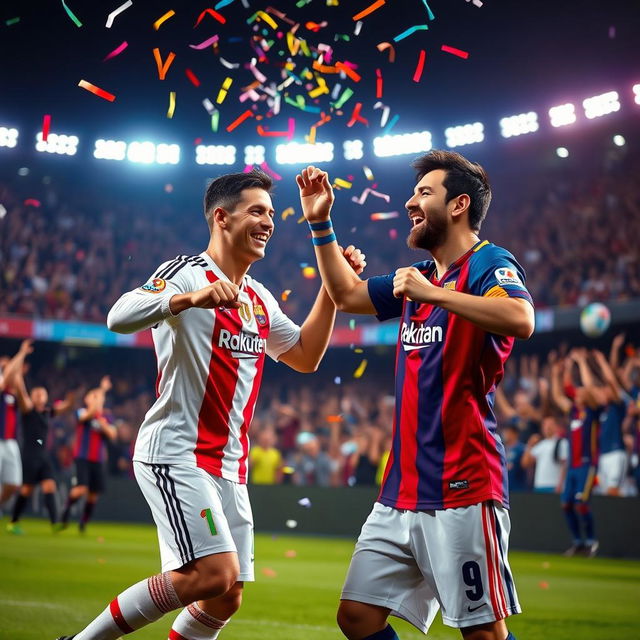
[1,0,638,145]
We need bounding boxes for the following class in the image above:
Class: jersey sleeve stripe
[483,285,509,298]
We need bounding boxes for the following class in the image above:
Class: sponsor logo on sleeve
[140,278,167,293]
[494,267,523,287]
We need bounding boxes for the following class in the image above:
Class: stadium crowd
[1,160,639,325]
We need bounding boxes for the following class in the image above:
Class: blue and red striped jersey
[599,400,626,454]
[0,391,19,441]
[568,405,602,469]
[368,240,533,510]
[73,409,109,463]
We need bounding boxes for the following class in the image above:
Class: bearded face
[405,170,450,251]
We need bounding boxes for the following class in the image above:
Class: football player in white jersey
[56,169,366,640]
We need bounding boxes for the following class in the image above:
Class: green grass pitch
[1,518,639,640]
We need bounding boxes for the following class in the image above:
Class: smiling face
[219,187,275,262]
[405,169,451,252]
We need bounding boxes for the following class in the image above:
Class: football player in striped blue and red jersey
[61,375,116,531]
[550,349,606,557]
[297,150,535,640]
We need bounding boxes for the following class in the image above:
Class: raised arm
[592,349,623,402]
[297,166,376,315]
[0,339,33,391]
[550,355,572,415]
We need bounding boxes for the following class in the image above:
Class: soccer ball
[579,302,611,338]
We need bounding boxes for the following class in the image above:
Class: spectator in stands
[249,427,283,485]
[502,424,529,492]
[289,432,334,487]
[521,417,567,493]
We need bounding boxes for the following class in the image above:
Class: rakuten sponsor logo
[400,322,443,351]
[218,329,266,356]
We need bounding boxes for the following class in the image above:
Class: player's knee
[336,601,368,637]
[41,479,56,493]
[20,485,35,497]
[217,582,244,616]
[192,554,240,600]
[576,502,591,516]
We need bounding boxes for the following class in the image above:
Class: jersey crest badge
[494,268,523,287]
[140,278,167,293]
[444,280,457,290]
[253,304,267,326]
[238,302,252,323]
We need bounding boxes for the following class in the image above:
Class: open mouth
[409,214,425,227]
[250,233,269,246]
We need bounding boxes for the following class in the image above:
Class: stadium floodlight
[343,139,364,160]
[244,145,265,165]
[35,132,79,156]
[444,122,484,148]
[127,141,156,164]
[0,127,19,148]
[156,143,181,165]
[549,103,576,127]
[613,134,625,147]
[556,147,569,158]
[372,131,432,158]
[499,112,539,138]
[634,84,640,105]
[196,144,236,166]
[582,91,620,119]
[93,139,127,161]
[275,141,334,164]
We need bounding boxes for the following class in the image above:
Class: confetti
[167,91,176,118]
[202,98,216,114]
[216,76,233,103]
[262,567,278,577]
[421,0,436,20]
[24,199,42,208]
[441,44,469,59]
[195,8,226,26]
[465,0,484,6]
[281,207,295,220]
[281,289,292,301]
[255,10,278,29]
[185,68,201,87]
[103,40,128,61]
[298,497,312,508]
[389,228,398,240]
[363,166,374,181]
[334,376,342,384]
[347,102,368,127]
[211,110,220,132]
[220,57,240,69]
[284,549,297,558]
[326,415,343,423]
[332,87,354,109]
[375,68,383,98]
[189,34,219,50]
[354,359,368,378]
[78,79,115,102]
[349,319,356,330]
[215,0,236,8]
[413,50,426,82]
[393,24,428,42]
[352,187,391,205]
[302,266,316,279]
[153,9,175,30]
[383,113,400,133]
[305,21,327,32]
[354,347,364,353]
[260,161,282,180]
[333,178,352,189]
[376,42,395,62]
[5,17,20,26]
[538,581,549,590]
[354,20,363,35]
[352,0,385,21]
[105,0,132,28]
[61,0,82,27]
[336,61,361,83]
[42,114,51,142]
[285,520,297,529]
[373,101,391,127]
[153,48,176,80]
[371,211,399,220]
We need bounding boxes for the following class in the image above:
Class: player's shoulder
[156,253,209,277]
[243,273,277,306]
[411,259,433,275]
[470,241,519,267]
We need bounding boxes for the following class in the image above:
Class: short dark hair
[412,150,491,231]
[203,169,273,231]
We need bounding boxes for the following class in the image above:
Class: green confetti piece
[5,17,20,26]
[349,319,356,330]
[422,0,436,20]
[61,0,82,27]
[211,111,220,132]
[296,0,312,7]
[332,87,354,109]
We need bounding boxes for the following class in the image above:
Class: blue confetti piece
[393,24,428,42]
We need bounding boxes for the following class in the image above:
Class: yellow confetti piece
[353,359,368,378]
[364,166,374,181]
[216,77,233,104]
[153,9,175,30]
[256,10,277,29]
[308,76,329,99]
[286,32,300,56]
[167,91,176,118]
[281,289,292,301]
[354,348,364,354]
[281,206,295,220]
[333,178,352,189]
[306,126,317,145]
[297,214,306,224]
[302,266,316,279]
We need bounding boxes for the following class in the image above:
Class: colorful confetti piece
[281,289,292,301]
[352,187,391,205]
[195,8,226,26]
[375,68,383,98]
[393,24,428,42]
[105,0,132,28]
[78,79,115,102]
[376,42,395,62]
[421,0,436,20]
[413,50,426,82]
[189,34,219,50]
[5,17,20,26]
[185,68,201,87]
[352,0,385,21]
[371,211,399,220]
[167,91,176,118]
[153,9,175,30]
[226,109,254,132]
[334,178,352,189]
[216,76,233,103]
[61,0,82,27]
[441,44,469,59]
[42,115,51,142]
[103,40,128,61]
[302,266,317,279]
[24,199,41,208]
[363,166,374,181]
[353,359,368,378]
[153,48,176,80]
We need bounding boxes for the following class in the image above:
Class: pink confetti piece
[24,198,41,208]
[78,79,116,101]
[42,114,51,142]
[413,50,426,82]
[260,161,282,180]
[103,40,128,61]
[370,211,399,220]
[352,187,391,205]
[189,34,219,50]
[441,44,469,59]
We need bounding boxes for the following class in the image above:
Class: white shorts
[134,462,254,580]
[597,450,628,491]
[341,501,521,633]
[0,439,22,487]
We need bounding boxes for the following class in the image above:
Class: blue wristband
[312,232,337,246]
[308,220,333,231]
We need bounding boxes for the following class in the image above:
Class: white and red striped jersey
[107,252,301,483]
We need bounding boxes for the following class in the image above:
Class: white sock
[169,603,228,640]
[75,572,182,639]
